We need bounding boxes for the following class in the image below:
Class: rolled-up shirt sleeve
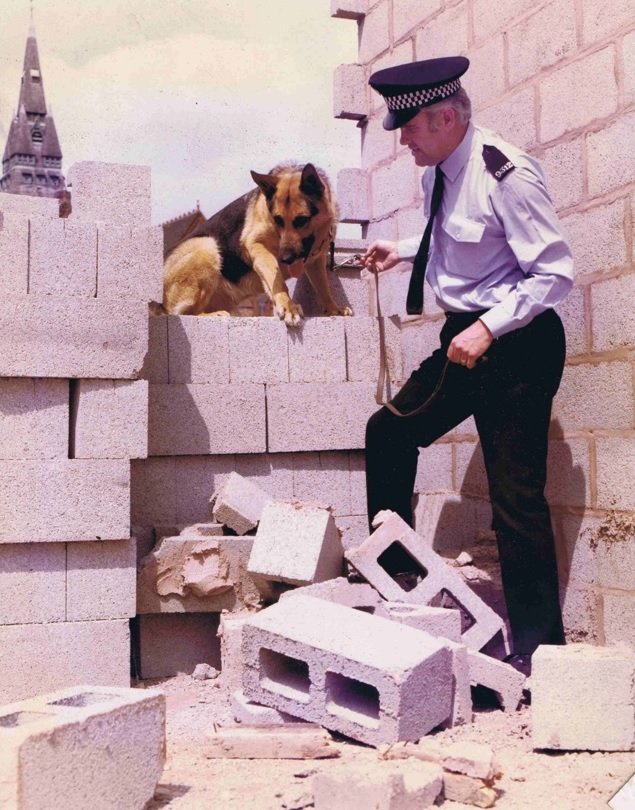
[479,168,574,338]
[397,235,424,260]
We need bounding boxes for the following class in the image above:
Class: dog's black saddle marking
[482,144,515,182]
[190,191,255,284]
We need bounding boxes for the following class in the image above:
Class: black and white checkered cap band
[385,79,461,112]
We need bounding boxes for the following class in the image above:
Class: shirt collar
[439,122,476,184]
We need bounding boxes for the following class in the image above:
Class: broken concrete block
[382,602,462,643]
[443,641,473,728]
[0,685,164,810]
[467,651,526,713]
[210,472,272,534]
[442,772,497,808]
[219,611,254,694]
[179,523,224,537]
[532,643,635,751]
[136,613,220,679]
[313,760,443,810]
[205,723,339,760]
[230,690,302,726]
[0,459,130,543]
[242,594,453,746]
[0,378,68,460]
[441,741,500,781]
[0,620,130,704]
[0,296,148,379]
[137,536,260,613]
[248,501,344,594]
[279,576,386,615]
[346,511,510,654]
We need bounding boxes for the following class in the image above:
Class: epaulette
[482,144,515,181]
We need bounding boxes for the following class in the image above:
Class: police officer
[362,57,573,674]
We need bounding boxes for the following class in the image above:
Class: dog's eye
[273,215,284,228]
[293,216,309,229]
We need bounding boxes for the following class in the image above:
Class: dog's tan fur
[161,162,352,326]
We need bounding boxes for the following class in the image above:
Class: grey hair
[425,87,472,129]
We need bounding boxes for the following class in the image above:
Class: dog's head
[251,163,332,271]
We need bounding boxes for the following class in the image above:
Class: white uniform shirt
[397,123,574,338]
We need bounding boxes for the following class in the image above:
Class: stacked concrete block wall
[0,161,160,702]
[332,1,635,644]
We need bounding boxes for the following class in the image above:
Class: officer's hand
[447,319,493,369]
[361,240,400,273]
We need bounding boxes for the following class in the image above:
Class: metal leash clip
[331,253,363,271]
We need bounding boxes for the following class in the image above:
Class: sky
[0,1,361,226]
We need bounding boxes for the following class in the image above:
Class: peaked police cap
[369,56,470,131]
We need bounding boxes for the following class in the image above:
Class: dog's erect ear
[300,163,324,200]
[251,170,278,200]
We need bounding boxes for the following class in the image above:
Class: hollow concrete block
[242,594,453,746]
[0,685,165,810]
[467,650,526,713]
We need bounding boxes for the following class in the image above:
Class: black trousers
[365,309,566,655]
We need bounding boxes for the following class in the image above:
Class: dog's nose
[279,252,298,265]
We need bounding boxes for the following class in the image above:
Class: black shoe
[504,653,532,678]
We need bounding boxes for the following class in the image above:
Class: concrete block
[292,451,352,516]
[602,592,635,649]
[596,437,635,511]
[0,379,68,459]
[346,511,510,653]
[147,384,266,456]
[266,382,378,452]
[625,29,635,106]
[441,740,499,780]
[242,595,454,746]
[66,538,137,621]
[211,471,273,534]
[507,0,576,87]
[279,577,386,615]
[67,161,151,228]
[532,643,635,751]
[394,0,442,40]
[591,273,635,353]
[74,379,148,459]
[472,0,533,41]
[333,64,367,121]
[587,111,635,197]
[0,460,130,543]
[362,114,396,171]
[555,284,586,356]
[207,723,337,759]
[345,315,403,383]
[561,584,600,645]
[414,442,453,494]
[0,543,66,624]
[234,452,295,499]
[227,318,288,383]
[553,362,632,432]
[546,438,591,508]
[582,0,635,45]
[137,536,260,614]
[289,264,369,317]
[443,640,473,729]
[219,611,254,694]
[130,457,177,526]
[382,603,462,643]
[401,319,443,378]
[414,1,468,60]
[137,613,221,679]
[0,685,164,810]
[442,772,497,808]
[413,493,493,556]
[133,524,157,563]
[349,450,367,515]
[313,760,443,809]
[0,192,58,217]
[287,318,347,383]
[462,37,505,111]
[561,198,627,277]
[475,88,536,152]
[455,441,489,499]
[29,218,97,296]
[540,47,618,142]
[0,212,28,295]
[0,620,130,704]
[337,168,369,222]
[248,501,344,590]
[540,138,585,211]
[97,224,163,301]
[230,690,302,726]
[167,315,230,384]
[0,296,148,379]
[174,455,237,524]
[358,1,389,63]
[330,0,367,19]
[141,314,169,384]
[371,155,418,219]
[335,514,370,551]
[467,650,526,712]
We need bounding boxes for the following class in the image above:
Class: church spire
[1,9,66,200]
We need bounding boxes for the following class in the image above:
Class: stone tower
[0,20,66,199]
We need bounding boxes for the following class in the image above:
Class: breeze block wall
[0,162,163,703]
[332,0,635,645]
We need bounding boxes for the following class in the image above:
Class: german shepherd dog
[161,162,352,326]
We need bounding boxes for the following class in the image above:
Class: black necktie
[406,164,445,315]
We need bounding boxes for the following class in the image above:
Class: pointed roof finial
[29,0,35,35]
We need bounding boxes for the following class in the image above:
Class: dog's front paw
[276,299,304,327]
[322,304,353,317]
